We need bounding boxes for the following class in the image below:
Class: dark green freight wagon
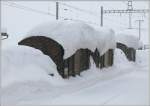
[117,42,136,62]
[18,36,115,78]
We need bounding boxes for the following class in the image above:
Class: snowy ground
[1,41,149,105]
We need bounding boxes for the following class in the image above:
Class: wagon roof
[116,33,143,49]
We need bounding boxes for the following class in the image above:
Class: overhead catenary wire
[59,2,134,28]
[6,1,100,26]
[3,1,56,17]
[2,1,142,29]
[3,1,100,26]
[3,2,129,29]
[2,1,99,26]
[59,2,99,17]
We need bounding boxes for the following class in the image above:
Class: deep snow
[1,1,149,105]
[1,43,149,105]
[1,46,64,87]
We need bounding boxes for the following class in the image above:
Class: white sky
[1,1,149,44]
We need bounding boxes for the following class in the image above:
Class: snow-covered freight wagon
[63,48,91,77]
[116,34,143,62]
[92,48,114,69]
[18,36,65,76]
[18,20,116,78]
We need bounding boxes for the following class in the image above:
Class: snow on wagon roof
[116,33,143,49]
[24,20,116,59]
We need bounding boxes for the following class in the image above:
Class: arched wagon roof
[18,36,65,75]
[18,36,64,64]
[116,33,143,50]
[21,20,116,59]
[115,34,142,61]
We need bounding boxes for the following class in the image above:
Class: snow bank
[1,46,63,87]
[23,20,116,59]
[116,33,143,49]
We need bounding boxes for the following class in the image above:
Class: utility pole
[136,20,144,40]
[100,6,103,27]
[56,2,59,20]
[127,0,133,29]
[100,0,149,27]
[128,13,132,29]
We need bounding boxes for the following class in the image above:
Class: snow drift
[22,20,116,59]
[1,46,63,87]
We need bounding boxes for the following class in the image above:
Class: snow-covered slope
[23,20,116,58]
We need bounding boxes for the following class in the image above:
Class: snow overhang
[22,20,116,59]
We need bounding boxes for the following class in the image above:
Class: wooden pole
[56,2,59,20]
[101,6,103,27]
[136,20,144,40]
